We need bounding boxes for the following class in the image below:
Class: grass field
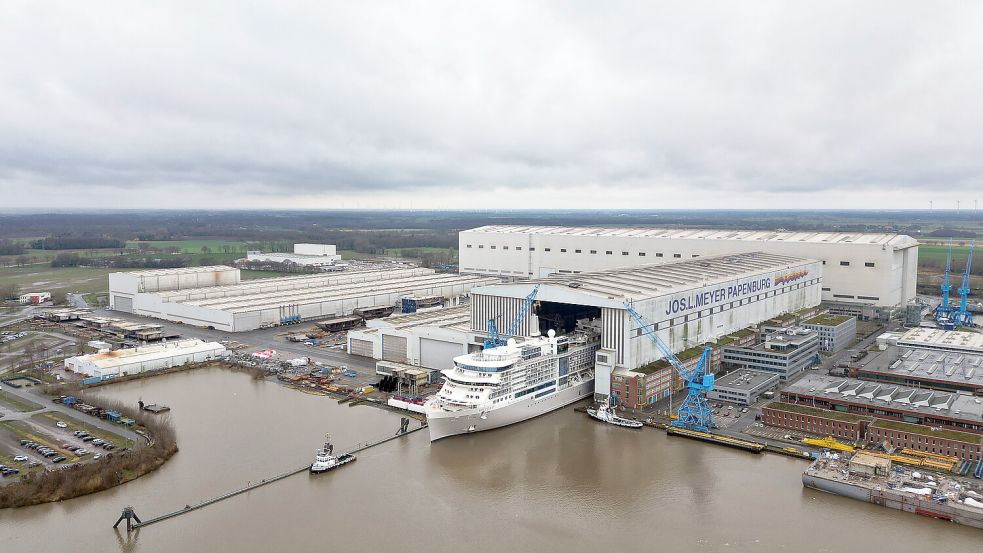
[918,244,975,266]
[380,246,458,257]
[0,390,43,412]
[125,239,254,253]
[34,412,133,449]
[0,266,112,297]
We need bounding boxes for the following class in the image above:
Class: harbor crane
[624,303,716,432]
[935,239,955,325]
[954,240,975,328]
[484,284,541,349]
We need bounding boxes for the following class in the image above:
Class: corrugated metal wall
[601,307,625,365]
[469,293,530,338]
[382,335,408,363]
[349,339,374,358]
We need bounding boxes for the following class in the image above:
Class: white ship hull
[426,379,594,441]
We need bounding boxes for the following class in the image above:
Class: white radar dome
[507,338,517,346]
[547,329,556,338]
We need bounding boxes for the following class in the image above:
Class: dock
[666,426,767,452]
[142,404,170,414]
[125,423,426,529]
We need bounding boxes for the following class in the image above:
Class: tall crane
[624,303,715,432]
[484,284,541,349]
[935,239,954,323]
[954,240,975,327]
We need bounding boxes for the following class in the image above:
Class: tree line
[31,236,125,250]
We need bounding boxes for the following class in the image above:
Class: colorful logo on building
[774,270,808,286]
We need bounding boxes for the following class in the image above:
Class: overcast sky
[1,2,981,210]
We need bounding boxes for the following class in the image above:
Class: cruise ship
[424,326,600,441]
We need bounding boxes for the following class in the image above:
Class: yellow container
[362,386,376,394]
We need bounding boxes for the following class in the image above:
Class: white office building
[245,243,342,267]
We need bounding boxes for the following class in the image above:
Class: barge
[803,451,983,529]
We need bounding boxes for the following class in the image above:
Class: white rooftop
[119,265,237,277]
[530,251,815,302]
[897,328,983,354]
[70,339,225,369]
[467,225,918,249]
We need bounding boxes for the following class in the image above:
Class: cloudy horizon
[2,2,982,210]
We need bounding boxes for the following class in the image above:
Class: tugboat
[309,436,356,474]
[587,403,644,429]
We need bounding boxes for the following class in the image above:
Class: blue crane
[624,303,715,432]
[484,284,541,349]
[954,240,975,327]
[935,239,954,324]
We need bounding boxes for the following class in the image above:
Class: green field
[0,266,112,297]
[34,412,134,449]
[918,244,975,266]
[0,390,43,412]
[125,239,255,253]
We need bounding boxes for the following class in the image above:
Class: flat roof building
[65,339,227,379]
[245,243,342,267]
[852,342,983,396]
[348,305,475,370]
[721,327,820,381]
[459,225,918,309]
[896,328,983,355]
[802,314,857,353]
[109,266,496,332]
[468,251,822,403]
[707,369,781,405]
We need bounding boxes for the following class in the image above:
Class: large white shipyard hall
[459,225,918,309]
[467,251,823,403]
[109,266,496,332]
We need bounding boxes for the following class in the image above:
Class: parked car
[56,421,68,428]
[93,454,102,460]
[52,456,66,463]
[13,455,28,462]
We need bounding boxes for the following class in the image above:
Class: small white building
[246,243,342,267]
[19,292,51,304]
[64,339,227,378]
[348,305,475,370]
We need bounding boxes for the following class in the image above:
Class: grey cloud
[1,1,982,208]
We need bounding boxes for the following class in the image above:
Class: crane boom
[484,284,541,349]
[624,303,715,432]
[955,240,975,327]
[936,239,954,322]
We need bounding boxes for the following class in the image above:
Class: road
[0,305,36,328]
[0,381,144,443]
[96,309,378,372]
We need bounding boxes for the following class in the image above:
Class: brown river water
[1,367,979,553]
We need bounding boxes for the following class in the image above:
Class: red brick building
[762,402,870,442]
[867,420,982,462]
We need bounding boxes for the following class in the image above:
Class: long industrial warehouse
[459,225,917,311]
[109,266,497,331]
[468,251,822,403]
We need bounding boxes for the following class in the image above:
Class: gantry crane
[935,239,954,324]
[954,240,975,327]
[484,284,541,349]
[624,303,715,432]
